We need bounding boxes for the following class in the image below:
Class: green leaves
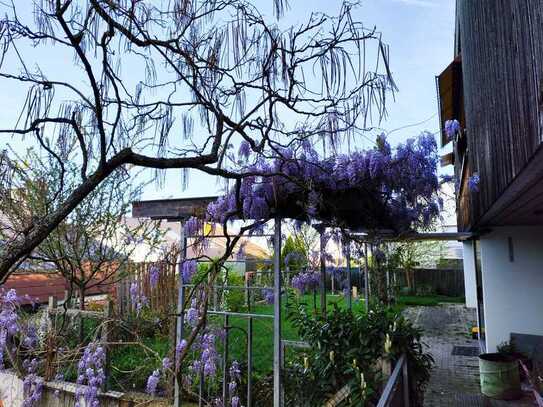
[285,304,433,406]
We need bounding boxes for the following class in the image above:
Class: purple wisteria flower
[129,281,148,314]
[445,119,460,139]
[22,358,43,407]
[182,260,197,284]
[175,339,188,370]
[186,299,199,327]
[0,288,20,368]
[292,272,320,294]
[230,360,241,381]
[149,265,160,288]
[146,369,161,395]
[206,132,441,234]
[75,342,106,407]
[468,173,480,192]
[184,216,201,237]
[236,243,246,261]
[238,140,252,160]
[228,361,242,406]
[192,332,217,378]
[261,288,274,304]
[162,357,172,370]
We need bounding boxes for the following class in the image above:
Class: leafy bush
[285,304,433,406]
[224,271,247,312]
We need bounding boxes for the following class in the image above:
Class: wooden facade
[441,0,543,231]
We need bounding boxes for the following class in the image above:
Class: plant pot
[479,353,521,400]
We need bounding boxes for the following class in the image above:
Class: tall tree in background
[0,0,394,281]
[393,240,446,294]
[0,149,162,311]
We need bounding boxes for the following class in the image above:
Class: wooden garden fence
[394,268,465,297]
[115,259,179,316]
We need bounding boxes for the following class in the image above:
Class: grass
[104,292,464,391]
[397,294,465,307]
[219,293,367,379]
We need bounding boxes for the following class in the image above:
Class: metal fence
[376,354,409,407]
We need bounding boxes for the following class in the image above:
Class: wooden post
[101,299,113,391]
[364,243,370,310]
[48,295,57,310]
[47,296,57,330]
[319,228,327,317]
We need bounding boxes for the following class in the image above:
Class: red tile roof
[1,272,112,305]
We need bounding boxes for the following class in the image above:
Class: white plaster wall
[462,241,477,309]
[480,226,543,352]
[0,370,24,406]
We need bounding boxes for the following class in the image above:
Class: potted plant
[478,341,523,400]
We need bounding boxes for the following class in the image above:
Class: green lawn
[214,293,367,378]
[106,292,464,390]
[397,294,465,307]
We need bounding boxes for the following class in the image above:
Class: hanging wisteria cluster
[292,272,320,294]
[75,341,106,407]
[0,288,19,368]
[129,281,148,314]
[229,360,242,407]
[444,119,481,193]
[182,260,198,284]
[149,265,160,289]
[207,133,441,233]
[22,358,43,407]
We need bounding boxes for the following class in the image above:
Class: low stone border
[0,370,169,407]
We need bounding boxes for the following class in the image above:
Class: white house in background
[437,1,543,352]
[123,217,270,273]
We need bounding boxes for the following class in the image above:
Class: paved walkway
[404,304,535,407]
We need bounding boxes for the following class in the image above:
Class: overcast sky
[0,0,456,200]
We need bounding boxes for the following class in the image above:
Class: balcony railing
[376,354,410,407]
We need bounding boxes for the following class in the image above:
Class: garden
[0,0,463,406]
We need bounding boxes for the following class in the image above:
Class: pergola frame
[132,196,474,407]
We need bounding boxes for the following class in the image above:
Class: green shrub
[285,304,433,406]
[224,271,246,312]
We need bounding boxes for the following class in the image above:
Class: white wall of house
[462,241,477,309]
[480,226,543,352]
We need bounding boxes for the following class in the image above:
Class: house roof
[2,272,112,305]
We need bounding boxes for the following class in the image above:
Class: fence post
[47,296,57,329]
[101,299,113,391]
[345,237,352,311]
[364,242,370,310]
[318,226,327,317]
[48,295,57,310]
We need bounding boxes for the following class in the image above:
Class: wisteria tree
[0,0,394,282]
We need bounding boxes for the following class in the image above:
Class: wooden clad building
[439,0,543,354]
[438,0,543,232]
